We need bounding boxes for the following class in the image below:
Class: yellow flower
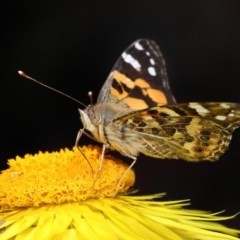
[0,145,239,240]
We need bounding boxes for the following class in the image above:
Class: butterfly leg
[92,143,110,185]
[99,143,109,172]
[115,156,137,196]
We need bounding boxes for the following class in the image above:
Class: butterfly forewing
[97,39,176,110]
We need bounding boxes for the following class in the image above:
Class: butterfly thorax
[79,103,130,144]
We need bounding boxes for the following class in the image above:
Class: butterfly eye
[91,112,101,125]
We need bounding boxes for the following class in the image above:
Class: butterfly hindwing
[97,39,176,110]
[111,102,240,161]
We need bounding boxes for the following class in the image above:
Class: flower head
[0,145,135,208]
[0,145,239,240]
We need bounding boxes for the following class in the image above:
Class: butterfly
[78,39,240,171]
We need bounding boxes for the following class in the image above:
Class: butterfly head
[78,106,101,134]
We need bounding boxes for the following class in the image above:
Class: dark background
[1,0,240,228]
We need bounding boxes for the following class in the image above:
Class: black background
[1,0,240,228]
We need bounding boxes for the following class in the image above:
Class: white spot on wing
[146,51,150,56]
[215,115,227,121]
[135,42,144,50]
[122,52,141,71]
[148,66,156,76]
[150,58,155,65]
[189,102,210,115]
[220,103,230,109]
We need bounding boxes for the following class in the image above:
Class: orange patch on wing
[123,97,148,110]
[113,71,134,88]
[110,71,134,99]
[146,89,168,106]
[110,72,168,109]
[135,78,150,88]
[110,87,127,99]
[135,78,168,106]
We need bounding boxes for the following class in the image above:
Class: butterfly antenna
[88,91,93,106]
[18,70,87,108]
